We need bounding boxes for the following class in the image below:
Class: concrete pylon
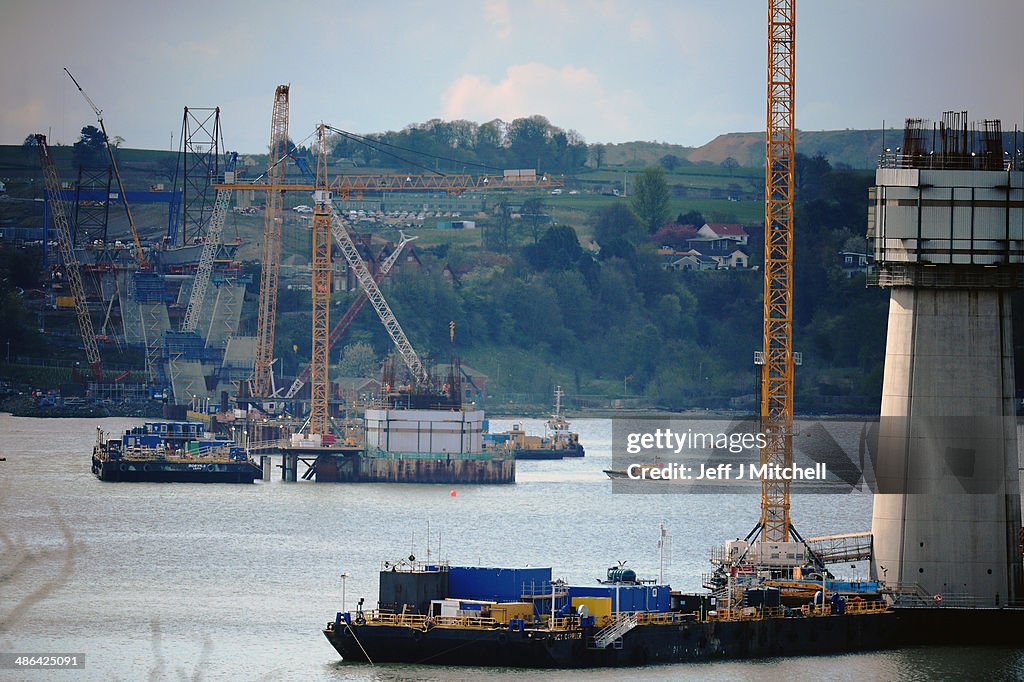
[868,116,1024,607]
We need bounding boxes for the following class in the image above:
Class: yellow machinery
[758,0,797,544]
[309,124,333,435]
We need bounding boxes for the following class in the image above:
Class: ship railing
[884,583,1014,609]
[432,615,501,630]
[116,444,235,461]
[546,616,581,630]
[632,611,695,626]
[365,611,503,631]
[709,606,786,622]
[800,599,889,617]
[366,612,427,628]
[379,559,449,573]
[247,438,285,453]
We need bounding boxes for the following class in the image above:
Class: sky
[3,0,1022,154]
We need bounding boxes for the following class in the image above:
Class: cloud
[441,63,639,141]
[628,18,654,42]
[1,98,49,142]
[484,0,512,40]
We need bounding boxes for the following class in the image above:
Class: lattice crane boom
[64,68,146,269]
[181,153,235,333]
[35,134,103,380]
[252,85,290,397]
[329,207,427,385]
[308,124,333,435]
[282,231,416,401]
[759,0,796,543]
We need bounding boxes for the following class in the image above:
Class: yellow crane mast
[309,124,332,435]
[759,0,796,543]
[252,85,290,397]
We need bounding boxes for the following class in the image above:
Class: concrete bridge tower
[869,114,1024,606]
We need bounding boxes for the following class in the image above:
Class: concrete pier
[868,118,1024,606]
[871,288,1021,604]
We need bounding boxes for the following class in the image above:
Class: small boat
[485,387,585,460]
[91,421,261,483]
[603,456,667,480]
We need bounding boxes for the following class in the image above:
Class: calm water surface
[1,414,1021,680]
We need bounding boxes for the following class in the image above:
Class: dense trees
[329,115,589,175]
[72,125,108,168]
[630,166,671,233]
[353,154,884,411]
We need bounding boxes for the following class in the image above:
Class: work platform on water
[246,406,515,484]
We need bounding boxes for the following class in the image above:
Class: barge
[92,421,260,483]
[322,561,899,668]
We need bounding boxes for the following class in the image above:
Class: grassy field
[1,141,768,258]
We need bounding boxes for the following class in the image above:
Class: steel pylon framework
[174,107,222,246]
[309,124,333,435]
[759,0,796,543]
[35,134,103,380]
[73,165,112,246]
[252,85,290,397]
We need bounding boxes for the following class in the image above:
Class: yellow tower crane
[309,124,333,436]
[758,0,797,543]
[252,85,290,398]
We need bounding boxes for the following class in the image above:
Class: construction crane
[181,152,236,333]
[252,85,290,398]
[758,0,797,544]
[282,230,416,401]
[64,68,147,269]
[35,134,103,380]
[309,124,333,435]
[329,205,427,385]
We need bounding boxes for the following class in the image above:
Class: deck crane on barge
[709,0,830,590]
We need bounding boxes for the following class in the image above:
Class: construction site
[8,77,561,481]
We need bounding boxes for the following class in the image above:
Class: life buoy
[424,616,436,629]
[933,594,944,604]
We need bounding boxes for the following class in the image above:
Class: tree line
[310,153,890,413]
[327,115,590,175]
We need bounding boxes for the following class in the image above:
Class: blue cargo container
[568,584,670,613]
[447,566,552,602]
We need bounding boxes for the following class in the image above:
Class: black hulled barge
[92,421,260,483]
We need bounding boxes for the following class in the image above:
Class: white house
[698,223,748,245]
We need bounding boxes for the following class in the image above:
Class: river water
[1,414,1022,680]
